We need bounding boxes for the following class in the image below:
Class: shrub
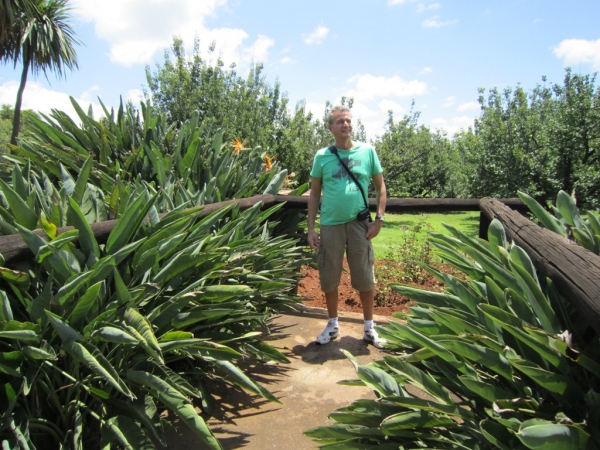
[374,217,433,306]
[519,190,600,255]
[305,219,600,449]
[0,102,307,448]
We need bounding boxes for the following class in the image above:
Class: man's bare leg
[324,289,339,318]
[359,289,374,321]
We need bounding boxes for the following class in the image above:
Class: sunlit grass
[372,211,479,259]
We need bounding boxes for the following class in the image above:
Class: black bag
[328,145,372,223]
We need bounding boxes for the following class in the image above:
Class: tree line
[144,39,600,210]
[2,23,599,210]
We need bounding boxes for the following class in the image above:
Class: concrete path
[166,308,390,449]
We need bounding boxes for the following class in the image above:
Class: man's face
[329,111,353,140]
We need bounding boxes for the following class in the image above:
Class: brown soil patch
[297,260,457,317]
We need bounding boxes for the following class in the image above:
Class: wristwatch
[376,215,385,222]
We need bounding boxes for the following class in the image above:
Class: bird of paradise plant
[232,138,245,154]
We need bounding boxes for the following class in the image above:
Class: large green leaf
[556,190,583,228]
[105,189,158,254]
[213,360,279,402]
[67,281,103,327]
[509,247,560,334]
[63,340,135,399]
[516,419,589,450]
[126,369,222,450]
[381,410,456,434]
[103,416,155,450]
[438,339,513,381]
[385,356,453,403]
[518,191,566,236]
[0,179,38,230]
[124,308,163,364]
[67,197,100,259]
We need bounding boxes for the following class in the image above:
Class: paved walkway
[166,307,390,449]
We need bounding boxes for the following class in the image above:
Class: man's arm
[366,173,386,240]
[307,177,322,249]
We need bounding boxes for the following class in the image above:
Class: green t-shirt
[310,143,383,226]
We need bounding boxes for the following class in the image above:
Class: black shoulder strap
[328,145,369,210]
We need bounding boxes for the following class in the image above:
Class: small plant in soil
[374,217,434,306]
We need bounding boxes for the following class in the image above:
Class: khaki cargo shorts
[316,218,375,293]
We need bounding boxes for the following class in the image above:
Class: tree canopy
[0,0,80,145]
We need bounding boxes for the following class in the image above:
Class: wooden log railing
[480,197,600,334]
[1,194,599,333]
[0,196,524,264]
[0,195,278,264]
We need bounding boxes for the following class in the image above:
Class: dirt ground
[297,260,451,317]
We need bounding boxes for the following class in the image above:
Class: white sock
[364,319,374,331]
[328,317,339,328]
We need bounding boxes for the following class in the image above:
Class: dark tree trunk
[10,57,30,145]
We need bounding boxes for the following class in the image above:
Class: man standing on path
[307,105,387,348]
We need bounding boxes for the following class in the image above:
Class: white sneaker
[316,322,339,345]
[363,324,386,349]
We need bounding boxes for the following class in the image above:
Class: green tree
[0,0,79,145]
[146,38,287,153]
[145,37,348,185]
[472,69,600,208]
[0,0,34,46]
[375,107,466,198]
[550,69,600,208]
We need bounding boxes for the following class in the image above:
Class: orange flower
[232,138,245,154]
[265,153,274,172]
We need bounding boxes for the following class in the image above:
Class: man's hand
[308,230,320,249]
[366,220,383,240]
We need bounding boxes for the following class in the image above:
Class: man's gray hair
[327,105,352,126]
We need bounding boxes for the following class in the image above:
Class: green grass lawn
[372,211,480,259]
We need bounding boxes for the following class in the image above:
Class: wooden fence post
[480,197,600,334]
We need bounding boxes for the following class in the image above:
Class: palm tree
[0,0,79,145]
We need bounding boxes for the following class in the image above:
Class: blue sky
[1,0,600,141]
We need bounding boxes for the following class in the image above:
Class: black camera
[357,207,372,222]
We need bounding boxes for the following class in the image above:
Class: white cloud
[126,89,144,103]
[0,81,102,121]
[303,101,328,120]
[242,35,274,64]
[422,16,457,28]
[442,95,455,108]
[533,18,542,25]
[420,66,433,74]
[388,0,417,5]
[457,101,480,112]
[554,38,600,70]
[417,3,440,13]
[280,56,296,65]
[303,25,329,45]
[378,99,405,114]
[429,115,474,136]
[346,74,428,102]
[71,0,273,67]
[80,84,101,103]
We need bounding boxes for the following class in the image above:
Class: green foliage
[0,97,291,232]
[144,38,373,186]
[0,0,80,145]
[305,219,600,449]
[469,69,600,209]
[0,99,309,448]
[375,218,434,306]
[519,189,600,254]
[145,38,308,182]
[0,182,306,448]
[375,107,469,199]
